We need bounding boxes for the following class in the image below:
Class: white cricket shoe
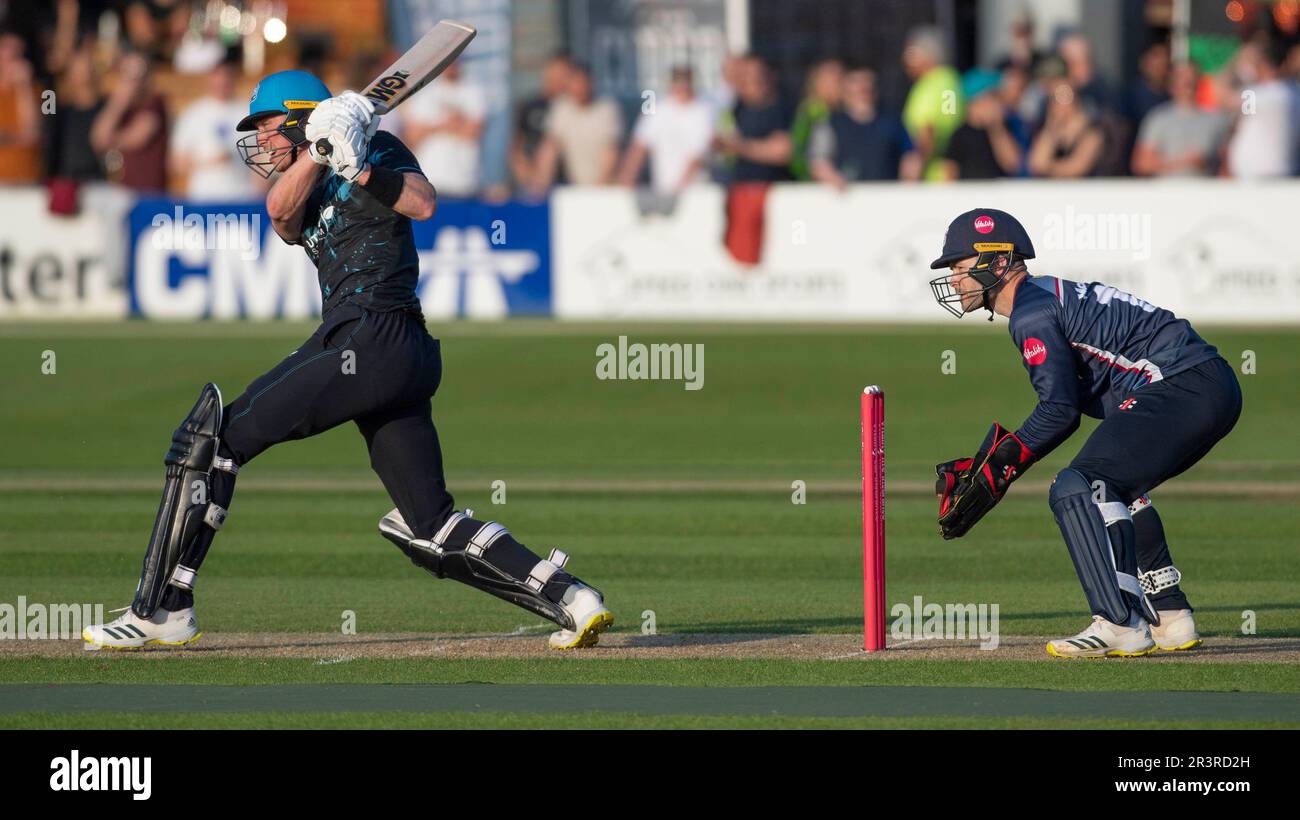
[1150,609,1201,651]
[548,584,613,651]
[83,606,201,651]
[1046,615,1155,659]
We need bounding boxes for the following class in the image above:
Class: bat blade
[361,20,477,115]
[313,20,476,158]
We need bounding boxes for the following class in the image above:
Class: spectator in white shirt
[1225,38,1300,178]
[169,59,261,200]
[617,66,714,196]
[402,59,487,198]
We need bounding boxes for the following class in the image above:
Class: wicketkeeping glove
[935,456,975,519]
[936,422,1036,540]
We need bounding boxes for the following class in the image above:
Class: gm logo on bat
[366,71,411,105]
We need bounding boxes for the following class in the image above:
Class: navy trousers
[1069,356,1242,504]
[1067,355,1242,611]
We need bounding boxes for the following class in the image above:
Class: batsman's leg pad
[132,384,239,618]
[379,508,585,630]
[1049,469,1153,627]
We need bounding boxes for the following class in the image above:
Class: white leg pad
[467,522,509,557]
[526,558,564,592]
[203,503,227,530]
[169,564,197,590]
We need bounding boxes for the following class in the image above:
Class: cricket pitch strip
[4,632,1298,663]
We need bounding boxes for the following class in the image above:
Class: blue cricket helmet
[236,70,331,131]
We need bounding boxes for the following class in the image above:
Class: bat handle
[314,138,332,157]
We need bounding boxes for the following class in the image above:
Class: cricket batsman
[84,70,613,651]
[929,208,1241,658]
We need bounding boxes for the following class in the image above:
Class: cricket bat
[314,19,476,156]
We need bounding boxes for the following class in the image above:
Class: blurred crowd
[3,1,1300,212]
[580,21,1300,195]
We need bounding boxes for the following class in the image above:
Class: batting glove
[305,94,379,174]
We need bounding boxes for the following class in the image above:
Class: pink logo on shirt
[1023,338,1048,365]
[974,215,995,234]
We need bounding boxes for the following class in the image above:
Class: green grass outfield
[1,321,1297,729]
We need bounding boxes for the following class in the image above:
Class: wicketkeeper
[929,208,1241,658]
[85,70,613,651]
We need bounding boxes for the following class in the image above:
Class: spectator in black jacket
[44,36,105,183]
[940,70,1024,180]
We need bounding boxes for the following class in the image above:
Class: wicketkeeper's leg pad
[379,508,588,630]
[132,383,239,618]
[1050,469,1158,627]
[1129,494,1189,612]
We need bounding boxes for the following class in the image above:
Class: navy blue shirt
[297,131,425,318]
[732,98,792,182]
[1008,274,1221,457]
[828,109,911,181]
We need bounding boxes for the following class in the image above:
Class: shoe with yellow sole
[1046,615,1155,659]
[548,585,613,650]
[83,605,201,650]
[1149,608,1202,651]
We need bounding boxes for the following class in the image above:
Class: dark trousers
[173,305,456,593]
[1067,356,1242,611]
[1069,356,1242,504]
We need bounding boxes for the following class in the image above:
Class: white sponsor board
[553,180,1300,322]
[0,186,133,318]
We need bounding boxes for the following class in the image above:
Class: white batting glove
[335,90,377,125]
[319,120,372,181]
[304,94,378,169]
[304,98,345,159]
[302,110,333,165]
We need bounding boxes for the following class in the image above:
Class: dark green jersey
[297,131,425,318]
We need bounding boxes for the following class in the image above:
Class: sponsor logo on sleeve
[1022,337,1048,365]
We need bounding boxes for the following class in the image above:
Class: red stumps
[861,386,886,652]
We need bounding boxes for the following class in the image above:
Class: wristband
[362,166,404,209]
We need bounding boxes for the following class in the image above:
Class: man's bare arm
[530,137,561,195]
[809,156,848,190]
[987,120,1023,175]
[616,141,648,186]
[267,151,326,242]
[734,131,793,165]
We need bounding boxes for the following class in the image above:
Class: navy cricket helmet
[929,208,1035,318]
